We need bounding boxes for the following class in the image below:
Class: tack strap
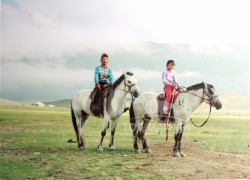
[190,102,212,127]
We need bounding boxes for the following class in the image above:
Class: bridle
[115,77,137,100]
[180,85,218,127]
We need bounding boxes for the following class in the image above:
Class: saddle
[157,90,180,123]
[89,84,112,117]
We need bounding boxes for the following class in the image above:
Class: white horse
[71,72,140,151]
[129,82,222,157]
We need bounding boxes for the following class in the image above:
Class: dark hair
[167,60,175,66]
[101,53,108,59]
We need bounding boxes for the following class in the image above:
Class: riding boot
[159,106,169,122]
[92,89,100,113]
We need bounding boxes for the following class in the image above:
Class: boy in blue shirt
[93,53,114,106]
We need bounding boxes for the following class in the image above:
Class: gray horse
[130,82,222,157]
[71,72,140,151]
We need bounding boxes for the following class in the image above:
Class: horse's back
[72,89,92,114]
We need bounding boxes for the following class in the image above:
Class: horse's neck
[184,89,204,113]
[111,81,127,110]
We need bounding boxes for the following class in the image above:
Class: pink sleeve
[162,70,168,85]
[173,73,178,84]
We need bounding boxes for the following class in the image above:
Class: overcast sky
[1,0,250,102]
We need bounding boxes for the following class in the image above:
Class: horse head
[203,82,222,110]
[124,71,140,98]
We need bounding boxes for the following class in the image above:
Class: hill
[0,98,27,106]
[1,93,250,115]
[43,99,71,108]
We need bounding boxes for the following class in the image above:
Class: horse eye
[128,80,131,84]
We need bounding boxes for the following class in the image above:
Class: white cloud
[2,0,250,61]
[1,0,249,101]
[119,68,202,81]
[1,1,148,61]
[1,62,93,90]
[177,71,202,79]
[126,68,161,80]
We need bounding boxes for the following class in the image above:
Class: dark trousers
[93,82,106,105]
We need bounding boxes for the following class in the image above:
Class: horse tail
[129,101,136,131]
[71,103,78,138]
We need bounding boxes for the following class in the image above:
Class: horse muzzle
[214,101,222,110]
[133,91,140,98]
[131,85,140,98]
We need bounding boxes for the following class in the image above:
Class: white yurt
[35,102,45,107]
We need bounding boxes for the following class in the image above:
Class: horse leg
[141,114,151,153]
[178,124,186,157]
[71,105,88,150]
[133,123,140,153]
[79,110,89,149]
[109,119,120,150]
[173,123,185,157]
[98,118,109,152]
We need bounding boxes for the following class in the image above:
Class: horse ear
[126,72,133,76]
[202,81,207,88]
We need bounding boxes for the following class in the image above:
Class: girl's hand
[175,84,178,89]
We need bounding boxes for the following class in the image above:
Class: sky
[1,0,250,102]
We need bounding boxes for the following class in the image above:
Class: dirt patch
[141,140,250,179]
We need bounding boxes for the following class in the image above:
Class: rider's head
[100,53,109,67]
[166,60,175,71]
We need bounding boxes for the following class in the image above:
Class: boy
[162,60,179,116]
[93,53,114,106]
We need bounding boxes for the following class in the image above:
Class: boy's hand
[96,83,101,90]
[174,84,178,89]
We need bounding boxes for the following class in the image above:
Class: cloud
[177,71,202,79]
[2,0,250,62]
[1,0,250,101]
[126,68,161,80]
[1,62,94,91]
[120,68,202,83]
[1,1,149,61]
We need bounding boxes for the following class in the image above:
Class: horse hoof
[110,146,116,150]
[98,146,104,152]
[98,148,104,152]
[173,152,181,157]
[134,149,141,154]
[143,149,152,153]
[78,146,85,151]
[180,151,186,157]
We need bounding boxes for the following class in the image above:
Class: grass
[0,105,249,179]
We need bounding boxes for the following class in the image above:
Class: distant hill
[0,98,27,106]
[43,99,71,108]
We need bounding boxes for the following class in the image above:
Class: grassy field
[0,105,250,179]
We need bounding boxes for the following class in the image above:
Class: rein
[190,102,212,127]
[179,86,214,127]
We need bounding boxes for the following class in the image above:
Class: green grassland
[0,105,249,179]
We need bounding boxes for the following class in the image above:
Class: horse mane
[186,82,214,92]
[113,74,125,88]
[186,83,205,91]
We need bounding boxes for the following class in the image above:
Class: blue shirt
[94,66,114,84]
